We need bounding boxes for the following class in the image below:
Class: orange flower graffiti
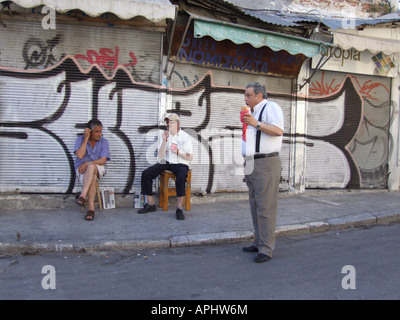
[310,72,389,100]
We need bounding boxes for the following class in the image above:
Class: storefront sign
[171,25,306,78]
[312,46,398,77]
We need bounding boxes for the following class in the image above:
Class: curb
[1,211,399,255]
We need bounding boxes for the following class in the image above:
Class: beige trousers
[245,156,281,257]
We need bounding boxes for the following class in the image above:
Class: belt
[245,152,279,160]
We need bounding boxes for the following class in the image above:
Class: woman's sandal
[76,196,85,207]
[85,210,95,221]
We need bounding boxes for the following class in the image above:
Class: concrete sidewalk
[0,190,400,255]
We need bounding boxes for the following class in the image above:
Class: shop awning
[193,17,330,57]
[333,32,400,55]
[7,0,177,22]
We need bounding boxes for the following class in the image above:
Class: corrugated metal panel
[241,9,300,27]
[305,70,390,189]
[237,8,400,30]
[170,63,293,193]
[0,19,163,193]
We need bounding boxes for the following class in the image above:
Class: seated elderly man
[74,119,110,221]
[138,113,193,220]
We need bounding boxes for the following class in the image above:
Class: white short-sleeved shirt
[242,99,284,157]
[158,129,193,166]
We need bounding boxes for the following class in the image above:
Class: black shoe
[137,203,156,214]
[254,253,271,263]
[176,208,185,220]
[242,245,258,253]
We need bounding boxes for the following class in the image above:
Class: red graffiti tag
[75,46,137,70]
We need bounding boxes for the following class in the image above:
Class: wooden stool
[159,169,191,211]
[81,180,103,212]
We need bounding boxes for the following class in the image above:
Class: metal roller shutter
[170,63,293,193]
[0,19,163,194]
[306,70,391,189]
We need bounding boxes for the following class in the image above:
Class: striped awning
[6,0,177,22]
[193,17,331,57]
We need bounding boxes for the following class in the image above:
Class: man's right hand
[83,128,91,140]
[162,131,169,142]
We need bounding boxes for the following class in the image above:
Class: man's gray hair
[87,119,103,130]
[246,82,268,99]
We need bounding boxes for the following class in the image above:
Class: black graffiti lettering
[23,35,64,69]
[0,57,388,194]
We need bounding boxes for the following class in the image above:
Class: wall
[292,0,395,17]
[0,16,394,196]
[227,0,398,18]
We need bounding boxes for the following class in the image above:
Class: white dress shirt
[158,129,193,166]
[242,99,284,157]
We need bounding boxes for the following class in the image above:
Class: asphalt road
[1,222,399,302]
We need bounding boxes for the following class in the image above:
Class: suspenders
[255,102,267,153]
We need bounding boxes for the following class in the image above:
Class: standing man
[138,113,193,220]
[241,82,284,263]
[74,119,110,221]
